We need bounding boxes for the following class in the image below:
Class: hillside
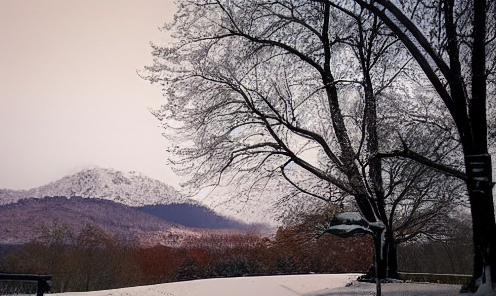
[137,203,253,230]
[0,196,189,246]
[0,196,257,247]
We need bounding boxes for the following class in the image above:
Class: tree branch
[351,0,458,122]
[375,142,467,182]
[280,160,330,202]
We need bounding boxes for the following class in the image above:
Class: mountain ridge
[0,167,191,207]
[0,167,273,237]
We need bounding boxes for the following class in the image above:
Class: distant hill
[0,196,179,245]
[0,196,257,247]
[0,167,190,206]
[138,203,253,229]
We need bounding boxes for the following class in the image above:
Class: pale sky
[0,0,180,190]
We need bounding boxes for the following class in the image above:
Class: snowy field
[51,273,462,296]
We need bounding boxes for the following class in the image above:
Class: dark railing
[0,273,52,296]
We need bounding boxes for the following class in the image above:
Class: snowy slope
[0,167,190,206]
[51,274,462,296]
[51,274,358,296]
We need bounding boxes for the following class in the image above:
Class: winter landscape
[2,0,496,295]
[0,167,477,295]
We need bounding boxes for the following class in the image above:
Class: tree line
[1,222,372,293]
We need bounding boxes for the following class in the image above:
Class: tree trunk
[461,154,496,293]
[361,227,398,281]
[377,227,398,279]
[375,231,387,279]
[386,226,398,278]
[462,0,496,292]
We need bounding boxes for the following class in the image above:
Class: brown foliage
[3,220,372,292]
[271,225,373,274]
[3,223,141,292]
[133,245,182,283]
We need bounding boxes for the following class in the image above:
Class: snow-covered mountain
[0,167,190,207]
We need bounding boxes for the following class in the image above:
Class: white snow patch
[52,274,362,296]
[328,224,373,235]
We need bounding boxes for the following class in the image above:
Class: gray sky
[0,0,180,190]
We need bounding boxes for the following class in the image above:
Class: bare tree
[279,90,468,276]
[142,1,486,287]
[143,0,411,279]
[325,0,496,293]
[377,92,468,244]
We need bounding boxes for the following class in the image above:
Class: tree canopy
[143,0,495,293]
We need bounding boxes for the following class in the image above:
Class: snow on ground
[319,280,461,296]
[52,273,462,296]
[53,274,360,296]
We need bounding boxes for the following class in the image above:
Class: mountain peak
[0,167,190,207]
